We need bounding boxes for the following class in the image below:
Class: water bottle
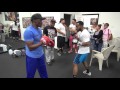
[3,44,7,52]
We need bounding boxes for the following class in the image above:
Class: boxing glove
[41,36,51,45]
[48,40,55,47]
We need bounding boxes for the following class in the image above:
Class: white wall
[79,12,120,38]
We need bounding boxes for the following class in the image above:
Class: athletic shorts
[73,53,89,64]
[12,30,19,37]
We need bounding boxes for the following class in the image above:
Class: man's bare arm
[25,41,43,51]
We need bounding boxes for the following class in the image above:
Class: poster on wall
[82,14,99,28]
[42,16,54,29]
[4,12,19,21]
[90,18,98,25]
[22,17,31,28]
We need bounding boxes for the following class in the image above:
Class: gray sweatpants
[45,46,54,63]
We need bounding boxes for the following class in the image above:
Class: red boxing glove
[41,36,51,45]
[48,40,55,47]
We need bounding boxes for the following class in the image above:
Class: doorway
[64,14,71,27]
[64,14,71,49]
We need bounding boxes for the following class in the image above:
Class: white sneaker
[83,70,91,76]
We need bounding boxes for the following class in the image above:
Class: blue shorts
[26,54,48,78]
[73,53,89,64]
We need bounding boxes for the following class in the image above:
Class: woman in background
[102,23,112,48]
[10,19,20,40]
[0,23,5,42]
[89,23,97,50]
[17,19,21,40]
[93,24,103,52]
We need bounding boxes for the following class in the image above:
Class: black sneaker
[51,59,55,62]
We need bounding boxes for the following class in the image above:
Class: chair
[109,38,120,62]
[89,45,115,71]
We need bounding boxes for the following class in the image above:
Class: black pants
[57,36,65,49]
[12,30,19,38]
[65,39,69,49]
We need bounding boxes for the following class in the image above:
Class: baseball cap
[31,13,46,21]
[77,21,84,26]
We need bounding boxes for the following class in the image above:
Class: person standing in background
[24,13,48,78]
[10,19,20,40]
[64,23,70,49]
[89,23,97,50]
[43,19,57,65]
[93,24,103,52]
[17,19,21,40]
[0,23,5,42]
[68,19,77,53]
[102,23,112,48]
[56,18,66,56]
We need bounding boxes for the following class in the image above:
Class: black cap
[31,13,46,22]
[77,21,84,26]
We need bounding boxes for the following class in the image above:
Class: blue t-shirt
[24,25,44,58]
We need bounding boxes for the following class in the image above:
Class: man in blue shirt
[24,13,48,78]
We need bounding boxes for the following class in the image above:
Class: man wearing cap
[73,21,91,78]
[24,13,48,78]
[43,19,57,65]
